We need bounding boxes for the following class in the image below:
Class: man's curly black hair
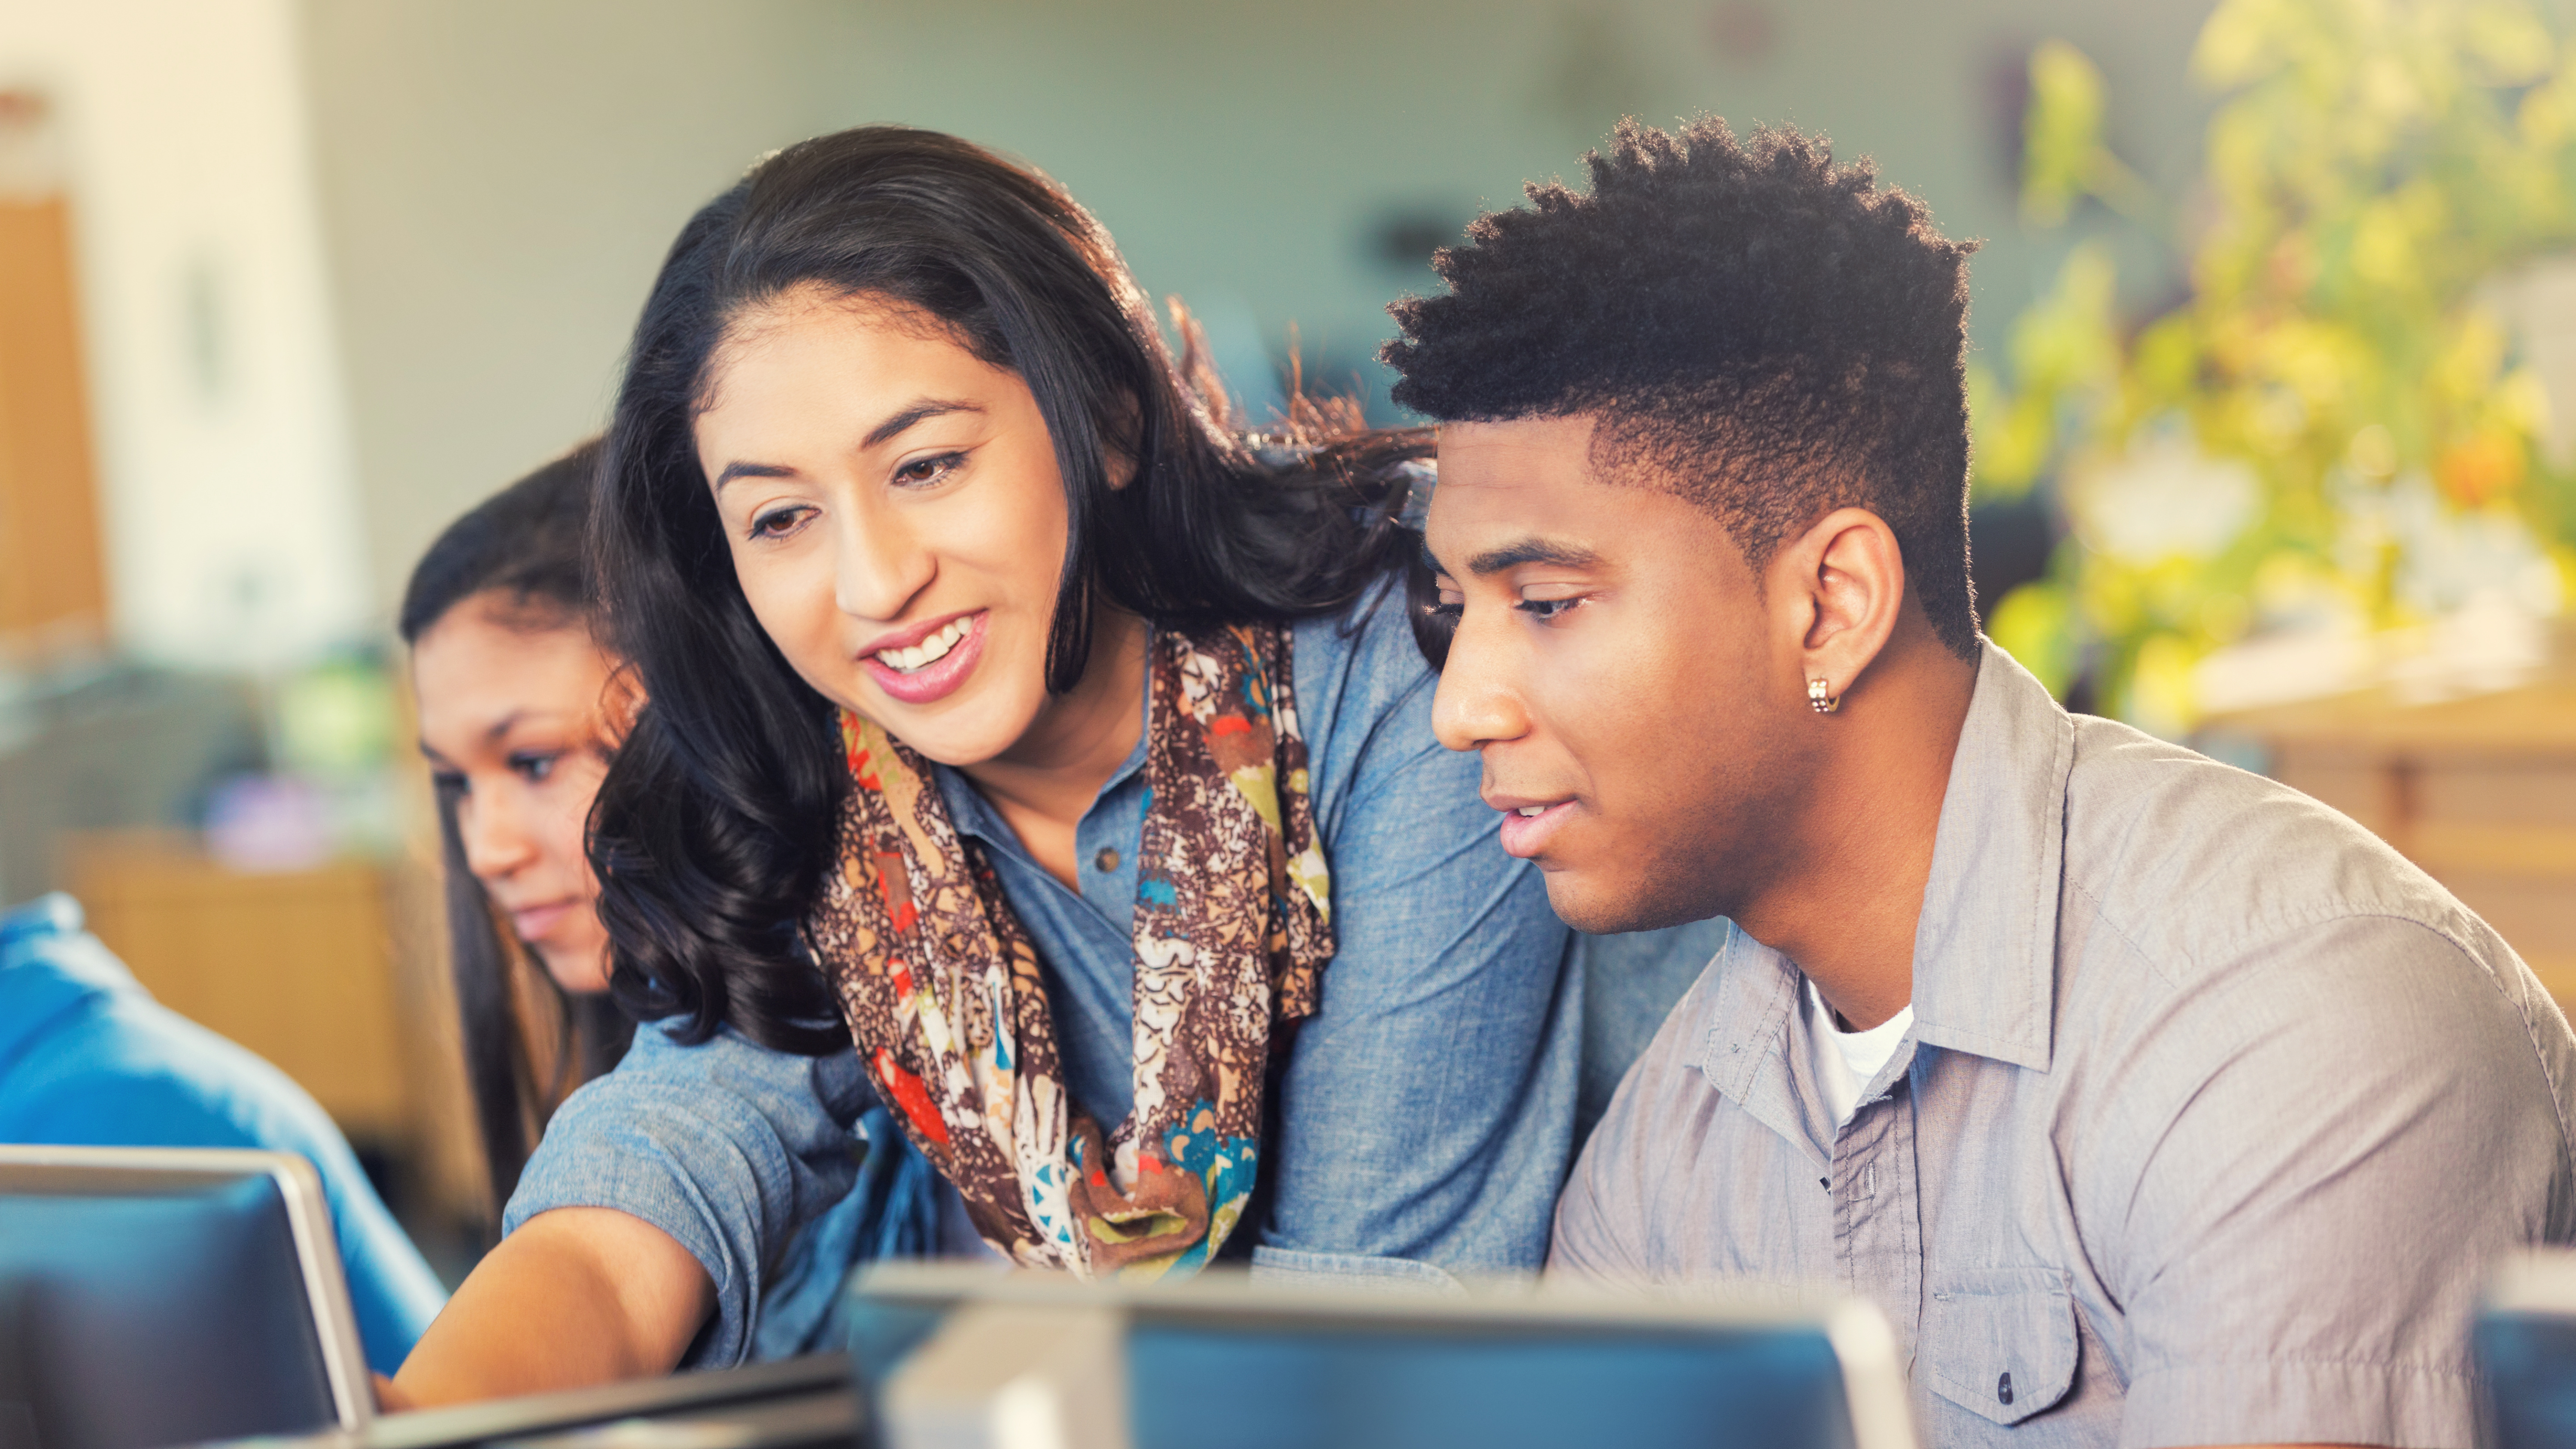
[1383,116,1982,659]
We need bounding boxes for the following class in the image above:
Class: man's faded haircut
[1383,116,1982,659]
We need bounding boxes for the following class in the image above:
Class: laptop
[0,1145,373,1449]
[195,1356,867,1449]
[853,1262,1919,1449]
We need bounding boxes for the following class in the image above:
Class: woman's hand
[390,1207,714,1407]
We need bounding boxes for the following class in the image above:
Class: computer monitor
[853,1264,1917,1449]
[0,1145,372,1449]
[2480,1249,2576,1448]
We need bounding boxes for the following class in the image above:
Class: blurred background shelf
[65,830,411,1137]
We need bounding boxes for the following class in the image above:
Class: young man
[1388,117,2576,1446]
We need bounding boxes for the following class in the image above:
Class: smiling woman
[386,127,1582,1405]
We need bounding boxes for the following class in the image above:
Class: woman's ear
[1104,392,1143,490]
[599,655,647,748]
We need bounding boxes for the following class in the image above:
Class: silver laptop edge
[0,1143,376,1432]
[860,1261,1921,1449]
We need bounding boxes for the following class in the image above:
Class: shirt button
[1997,1371,2014,1406]
[1094,848,1121,873]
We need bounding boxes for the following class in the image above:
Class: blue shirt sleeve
[504,1021,876,1369]
[1253,601,1580,1281]
[0,910,448,1376]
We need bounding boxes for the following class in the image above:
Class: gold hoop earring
[1807,677,1840,714]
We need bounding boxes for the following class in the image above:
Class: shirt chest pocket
[1920,1267,2078,1426]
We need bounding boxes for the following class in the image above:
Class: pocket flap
[1921,1269,2077,1426]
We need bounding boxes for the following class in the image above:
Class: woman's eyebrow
[711,398,984,489]
[863,397,981,449]
[713,461,793,489]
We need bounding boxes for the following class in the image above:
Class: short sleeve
[505,1022,875,1369]
[2104,914,2574,1448]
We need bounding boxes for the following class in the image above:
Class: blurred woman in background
[402,448,923,1371]
[392,125,1581,1403]
[400,445,633,1215]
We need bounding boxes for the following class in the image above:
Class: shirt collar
[1906,641,2075,1073]
[0,893,141,1066]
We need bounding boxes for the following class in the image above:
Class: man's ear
[1768,506,1907,711]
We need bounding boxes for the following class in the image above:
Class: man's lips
[1490,794,1577,860]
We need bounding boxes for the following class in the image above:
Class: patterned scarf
[806,622,1333,1279]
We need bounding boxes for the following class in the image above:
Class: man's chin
[1540,869,1718,936]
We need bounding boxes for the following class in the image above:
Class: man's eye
[892,452,964,487]
[1515,595,1581,620]
[749,505,811,539]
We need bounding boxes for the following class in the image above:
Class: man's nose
[1431,610,1532,753]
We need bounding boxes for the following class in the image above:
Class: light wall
[307,0,2221,626]
[0,0,368,667]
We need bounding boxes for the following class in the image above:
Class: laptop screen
[0,1161,340,1449]
[1126,1316,1853,1449]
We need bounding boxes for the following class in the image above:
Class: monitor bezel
[0,1143,376,1433]
[857,1261,1917,1449]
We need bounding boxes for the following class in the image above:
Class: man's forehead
[1438,414,1599,473]
[1431,414,1613,528]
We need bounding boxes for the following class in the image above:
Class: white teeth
[1517,805,1547,817]
[878,617,971,673]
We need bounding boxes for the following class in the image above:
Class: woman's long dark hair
[589,125,1435,1055]
[399,442,635,1213]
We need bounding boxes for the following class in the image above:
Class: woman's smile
[860,608,989,705]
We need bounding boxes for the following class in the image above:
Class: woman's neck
[959,608,1151,889]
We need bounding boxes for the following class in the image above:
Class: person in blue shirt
[0,892,449,1375]
[390,125,1580,1405]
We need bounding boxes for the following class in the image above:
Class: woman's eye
[430,769,467,796]
[508,751,559,783]
[1515,595,1582,621]
[892,452,964,488]
[749,505,812,540]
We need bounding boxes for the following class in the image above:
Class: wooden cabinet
[0,190,109,651]
[64,832,413,1139]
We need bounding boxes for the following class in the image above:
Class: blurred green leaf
[1988,0,2576,733]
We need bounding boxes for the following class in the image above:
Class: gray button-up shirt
[1556,643,2576,1447]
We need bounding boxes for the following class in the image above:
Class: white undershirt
[1805,979,1915,1125]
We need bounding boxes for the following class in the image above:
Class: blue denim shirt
[0,893,450,1375]
[510,588,1582,1366]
